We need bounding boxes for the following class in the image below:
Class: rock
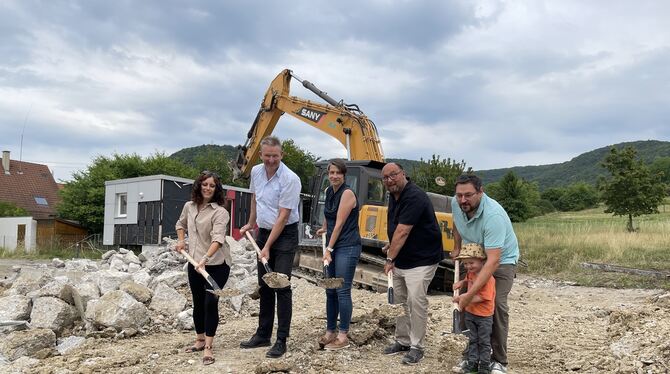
[0,328,56,361]
[29,297,78,336]
[64,259,99,272]
[7,271,51,296]
[127,263,142,273]
[73,282,100,309]
[84,299,99,321]
[101,250,117,260]
[56,336,86,354]
[52,258,65,268]
[150,283,186,316]
[109,256,127,272]
[131,269,153,287]
[30,279,76,305]
[149,270,187,290]
[255,360,295,374]
[123,252,141,265]
[91,290,149,330]
[0,295,32,320]
[177,309,194,330]
[119,281,153,303]
[4,356,40,372]
[118,248,129,254]
[95,270,132,295]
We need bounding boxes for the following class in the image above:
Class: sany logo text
[297,108,326,123]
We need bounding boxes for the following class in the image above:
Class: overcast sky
[1,1,669,181]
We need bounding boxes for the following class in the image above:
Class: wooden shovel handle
[453,259,460,310]
[245,231,273,272]
[179,249,212,279]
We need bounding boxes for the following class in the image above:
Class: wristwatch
[386,257,394,263]
[202,255,210,264]
[326,247,334,253]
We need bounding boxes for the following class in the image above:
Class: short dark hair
[192,171,226,205]
[327,158,347,175]
[455,174,482,191]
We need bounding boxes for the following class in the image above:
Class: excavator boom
[232,69,384,179]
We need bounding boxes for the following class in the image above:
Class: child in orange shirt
[453,243,496,374]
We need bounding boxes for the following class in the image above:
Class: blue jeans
[326,244,361,332]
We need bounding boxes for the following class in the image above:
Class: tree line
[2,143,665,235]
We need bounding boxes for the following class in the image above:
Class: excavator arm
[232,69,385,179]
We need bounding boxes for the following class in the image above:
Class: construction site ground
[3,259,669,374]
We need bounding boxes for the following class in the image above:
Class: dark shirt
[324,184,361,248]
[387,181,443,269]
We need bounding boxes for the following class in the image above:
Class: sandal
[203,345,215,365]
[184,338,205,353]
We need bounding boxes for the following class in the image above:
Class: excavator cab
[306,160,388,248]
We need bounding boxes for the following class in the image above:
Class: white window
[116,193,128,217]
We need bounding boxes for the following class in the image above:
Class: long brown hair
[192,171,226,205]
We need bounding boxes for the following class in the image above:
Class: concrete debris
[0,328,56,361]
[90,290,150,330]
[119,281,153,304]
[56,336,86,355]
[29,297,77,336]
[0,295,32,321]
[149,283,186,316]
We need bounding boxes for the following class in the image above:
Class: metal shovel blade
[317,261,344,289]
[207,288,243,298]
[262,272,291,288]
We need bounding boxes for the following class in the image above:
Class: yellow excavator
[232,69,456,291]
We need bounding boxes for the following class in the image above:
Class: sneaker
[383,341,410,355]
[401,347,424,365]
[490,361,507,374]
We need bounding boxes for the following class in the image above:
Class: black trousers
[465,311,493,367]
[187,262,230,336]
[255,223,298,341]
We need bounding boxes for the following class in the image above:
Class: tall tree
[486,171,539,222]
[280,139,319,192]
[599,147,666,232]
[57,153,197,233]
[410,155,471,195]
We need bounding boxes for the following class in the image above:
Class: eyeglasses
[382,171,402,182]
[455,192,478,200]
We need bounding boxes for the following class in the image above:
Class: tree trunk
[627,213,634,232]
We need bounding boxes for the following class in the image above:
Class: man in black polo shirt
[381,162,443,365]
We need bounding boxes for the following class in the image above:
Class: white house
[0,216,37,252]
[103,175,193,247]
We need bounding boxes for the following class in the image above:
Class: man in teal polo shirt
[451,174,519,374]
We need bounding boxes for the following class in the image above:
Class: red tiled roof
[0,158,61,220]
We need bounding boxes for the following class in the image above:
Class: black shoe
[266,340,287,358]
[401,347,424,365]
[239,334,271,349]
[383,341,410,355]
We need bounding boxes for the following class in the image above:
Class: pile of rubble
[0,237,260,364]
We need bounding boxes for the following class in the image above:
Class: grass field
[515,202,670,289]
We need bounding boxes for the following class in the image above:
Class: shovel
[452,259,463,334]
[245,231,291,289]
[177,249,229,298]
[387,269,394,304]
[316,233,344,289]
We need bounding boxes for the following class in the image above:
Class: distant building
[0,150,87,252]
[103,175,253,250]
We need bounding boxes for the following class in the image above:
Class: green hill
[170,144,238,166]
[170,140,670,190]
[477,140,670,189]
